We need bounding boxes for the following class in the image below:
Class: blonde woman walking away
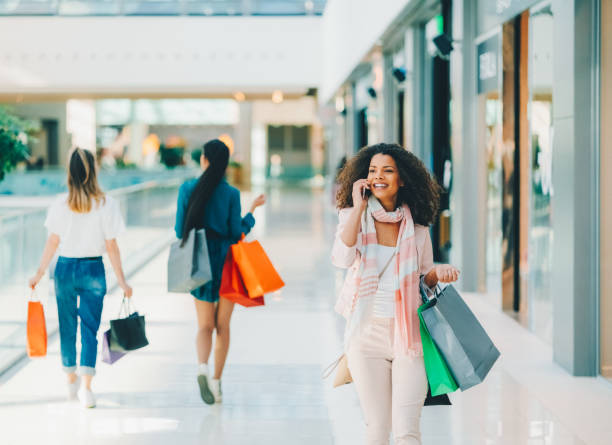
[332,143,460,444]
[29,147,132,408]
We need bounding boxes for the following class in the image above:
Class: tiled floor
[0,187,611,444]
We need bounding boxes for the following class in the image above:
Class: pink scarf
[355,196,422,356]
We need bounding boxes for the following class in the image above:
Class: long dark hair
[181,139,229,245]
[336,143,441,226]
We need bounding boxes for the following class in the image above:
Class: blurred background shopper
[29,147,132,409]
[332,143,460,444]
[174,139,265,405]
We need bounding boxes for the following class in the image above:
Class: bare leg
[194,299,216,365]
[67,373,77,384]
[82,375,93,390]
[213,297,235,379]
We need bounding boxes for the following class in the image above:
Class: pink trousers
[347,317,428,445]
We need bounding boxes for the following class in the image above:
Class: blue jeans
[54,256,106,376]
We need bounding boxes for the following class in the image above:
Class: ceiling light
[272,90,283,104]
[234,91,246,102]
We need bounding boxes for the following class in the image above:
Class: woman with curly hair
[332,143,460,445]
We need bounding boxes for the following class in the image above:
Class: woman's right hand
[352,179,370,210]
[249,194,266,213]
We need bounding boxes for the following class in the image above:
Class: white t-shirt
[373,245,396,318]
[44,193,126,258]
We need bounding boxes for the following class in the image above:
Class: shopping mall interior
[1,0,611,444]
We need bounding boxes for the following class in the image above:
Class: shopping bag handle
[29,289,41,302]
[118,295,136,318]
[419,276,441,305]
[322,354,343,379]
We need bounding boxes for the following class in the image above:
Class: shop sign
[477,33,500,94]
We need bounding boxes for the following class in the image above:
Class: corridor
[0,187,610,445]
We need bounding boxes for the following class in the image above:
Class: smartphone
[362,185,371,199]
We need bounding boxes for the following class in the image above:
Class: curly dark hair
[336,143,442,226]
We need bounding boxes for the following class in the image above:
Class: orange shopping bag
[27,294,47,357]
[220,248,265,307]
[231,236,284,298]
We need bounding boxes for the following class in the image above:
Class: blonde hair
[67,147,105,213]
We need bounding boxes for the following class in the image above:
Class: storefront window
[477,32,503,305]
[527,4,554,344]
[483,94,503,302]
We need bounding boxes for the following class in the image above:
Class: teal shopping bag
[418,303,458,397]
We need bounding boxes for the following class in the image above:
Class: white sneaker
[67,377,81,401]
[77,387,96,408]
[197,374,215,405]
[210,378,222,403]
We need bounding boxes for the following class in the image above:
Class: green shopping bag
[418,303,458,397]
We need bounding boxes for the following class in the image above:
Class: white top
[373,245,396,318]
[355,245,396,319]
[45,193,126,258]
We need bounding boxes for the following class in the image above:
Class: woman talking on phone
[332,143,460,445]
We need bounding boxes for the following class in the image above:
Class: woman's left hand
[434,264,460,283]
[28,271,43,290]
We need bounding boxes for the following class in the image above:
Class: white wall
[0,17,322,94]
[320,0,413,103]
[252,97,319,125]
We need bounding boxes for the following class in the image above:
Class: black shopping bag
[424,385,452,406]
[419,280,500,391]
[109,298,149,352]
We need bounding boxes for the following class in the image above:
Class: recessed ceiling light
[272,90,283,104]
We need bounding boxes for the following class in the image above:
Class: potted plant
[160,136,187,168]
[0,107,31,182]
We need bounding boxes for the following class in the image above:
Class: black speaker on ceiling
[392,67,406,83]
[433,34,454,58]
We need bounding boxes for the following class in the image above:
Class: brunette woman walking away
[174,139,265,405]
[29,148,132,409]
[332,143,460,444]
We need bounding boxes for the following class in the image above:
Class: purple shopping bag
[102,328,126,364]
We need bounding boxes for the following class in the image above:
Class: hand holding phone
[362,185,371,199]
[352,179,370,209]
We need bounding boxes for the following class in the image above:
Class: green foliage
[191,148,202,164]
[0,107,30,182]
[115,157,137,169]
[159,145,185,168]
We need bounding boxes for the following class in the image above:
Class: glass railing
[0,167,197,196]
[0,0,327,16]
[0,170,197,373]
